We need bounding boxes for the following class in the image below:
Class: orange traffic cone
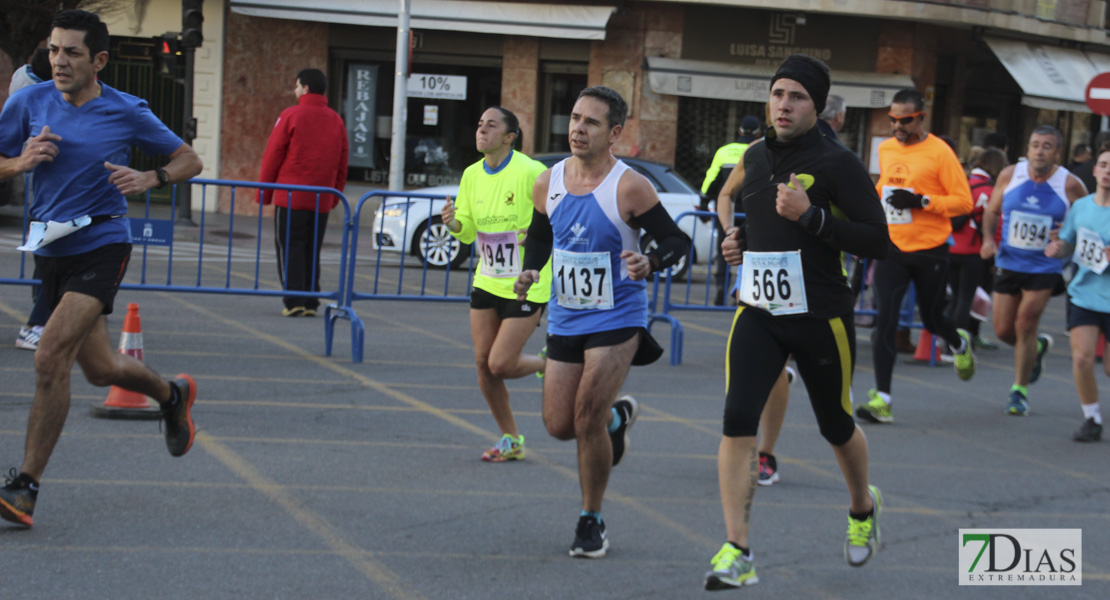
[90,303,162,420]
[911,328,940,364]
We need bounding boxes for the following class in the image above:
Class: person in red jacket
[945,148,1008,350]
[258,68,348,316]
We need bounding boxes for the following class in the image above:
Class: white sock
[876,391,892,405]
[1082,402,1102,425]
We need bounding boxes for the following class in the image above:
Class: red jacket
[950,168,993,255]
[258,93,348,212]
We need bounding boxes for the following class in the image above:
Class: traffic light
[181,0,204,49]
[151,33,179,78]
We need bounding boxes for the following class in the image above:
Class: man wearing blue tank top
[981,126,1086,416]
[514,86,688,558]
[0,10,203,528]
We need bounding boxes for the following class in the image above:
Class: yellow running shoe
[704,543,758,589]
[481,434,524,462]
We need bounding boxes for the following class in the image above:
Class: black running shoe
[757,452,779,486]
[0,468,36,527]
[163,374,197,457]
[1073,418,1103,443]
[569,515,609,558]
[609,395,640,467]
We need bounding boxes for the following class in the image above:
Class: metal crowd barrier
[2,182,933,369]
[343,190,684,366]
[2,179,356,360]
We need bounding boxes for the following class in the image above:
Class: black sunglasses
[888,112,924,126]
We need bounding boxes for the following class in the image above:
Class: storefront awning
[229,0,615,40]
[645,57,914,108]
[984,37,1099,113]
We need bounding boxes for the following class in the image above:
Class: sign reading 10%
[408,74,467,100]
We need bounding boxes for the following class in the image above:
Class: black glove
[888,188,927,210]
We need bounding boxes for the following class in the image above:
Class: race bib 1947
[477,231,520,278]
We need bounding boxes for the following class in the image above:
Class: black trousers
[871,244,961,394]
[274,206,329,310]
[945,252,986,335]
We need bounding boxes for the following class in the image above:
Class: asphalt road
[0,213,1107,599]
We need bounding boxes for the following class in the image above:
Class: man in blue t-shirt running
[0,10,203,528]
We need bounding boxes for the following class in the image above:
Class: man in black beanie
[705,54,891,590]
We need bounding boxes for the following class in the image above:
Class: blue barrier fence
[1,178,356,356]
[2,181,929,368]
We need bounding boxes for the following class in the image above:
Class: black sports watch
[155,167,170,189]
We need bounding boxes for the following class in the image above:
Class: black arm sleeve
[808,153,891,260]
[522,209,553,272]
[628,202,691,272]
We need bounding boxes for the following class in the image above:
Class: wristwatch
[155,167,170,189]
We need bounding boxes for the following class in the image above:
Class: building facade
[2,1,1109,214]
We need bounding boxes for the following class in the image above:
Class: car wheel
[413,217,470,269]
[639,234,690,281]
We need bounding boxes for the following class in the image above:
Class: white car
[372,156,715,279]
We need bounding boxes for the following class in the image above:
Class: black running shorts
[34,243,131,315]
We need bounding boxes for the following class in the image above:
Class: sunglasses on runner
[888,112,924,125]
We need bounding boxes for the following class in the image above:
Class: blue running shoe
[1006,388,1029,416]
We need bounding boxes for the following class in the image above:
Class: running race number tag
[1007,210,1052,250]
[552,249,613,310]
[476,231,520,278]
[1074,228,1108,274]
[739,250,807,315]
[880,186,914,225]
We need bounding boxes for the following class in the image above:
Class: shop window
[538,65,587,154]
[340,58,501,188]
[675,97,765,187]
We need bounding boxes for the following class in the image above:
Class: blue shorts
[1067,299,1110,334]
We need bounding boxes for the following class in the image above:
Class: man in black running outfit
[704,54,891,590]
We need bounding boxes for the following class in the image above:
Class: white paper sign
[17,216,92,251]
[408,74,467,100]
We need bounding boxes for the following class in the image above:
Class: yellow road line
[198,433,424,600]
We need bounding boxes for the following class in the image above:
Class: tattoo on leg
[743,445,757,527]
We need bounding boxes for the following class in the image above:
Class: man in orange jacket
[857,88,975,424]
[258,68,349,316]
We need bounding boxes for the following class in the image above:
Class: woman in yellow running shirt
[442,106,552,461]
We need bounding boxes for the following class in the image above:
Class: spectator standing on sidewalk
[258,68,348,317]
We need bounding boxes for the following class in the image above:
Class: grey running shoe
[951,329,976,381]
[856,389,893,424]
[704,543,758,590]
[845,485,882,567]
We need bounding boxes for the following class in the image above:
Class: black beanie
[770,54,831,116]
